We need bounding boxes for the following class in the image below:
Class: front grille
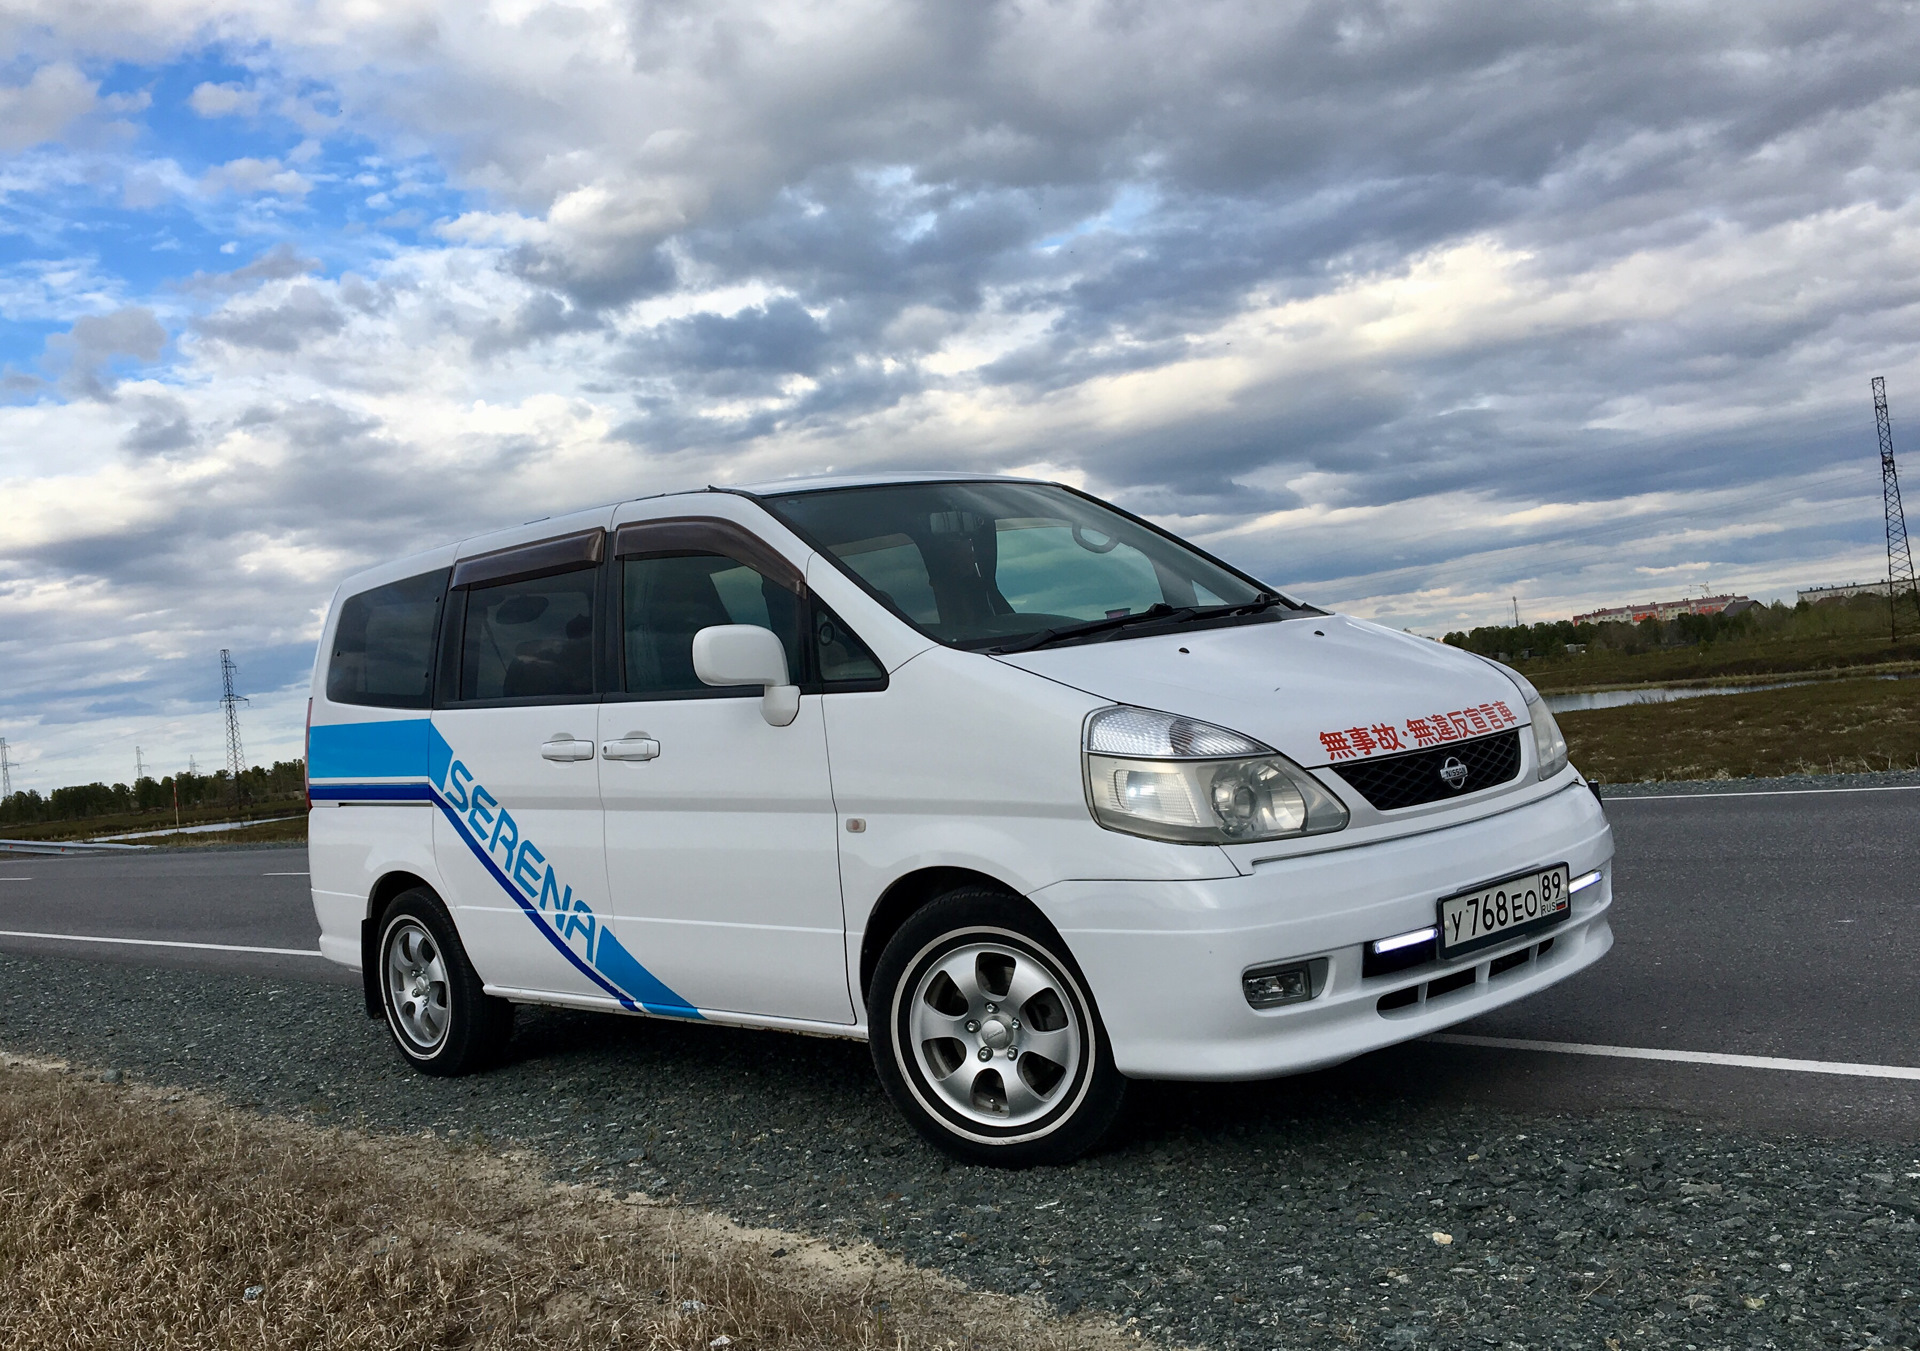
[1332,729,1522,811]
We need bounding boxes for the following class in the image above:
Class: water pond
[1544,673,1913,713]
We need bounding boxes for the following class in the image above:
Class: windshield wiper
[987,603,1192,655]
[987,593,1293,655]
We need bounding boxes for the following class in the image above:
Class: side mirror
[691,624,800,727]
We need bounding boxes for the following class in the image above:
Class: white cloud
[199,156,311,198]
[187,81,260,118]
[6,0,1920,786]
[0,63,96,151]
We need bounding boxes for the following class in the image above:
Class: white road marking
[1605,784,1920,802]
[0,878,30,882]
[0,929,324,958]
[262,871,310,876]
[1430,1033,1920,1081]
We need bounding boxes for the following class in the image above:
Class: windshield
[761,480,1300,650]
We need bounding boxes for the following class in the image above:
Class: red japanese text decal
[1318,702,1518,761]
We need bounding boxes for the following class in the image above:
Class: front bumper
[1033,780,1614,1080]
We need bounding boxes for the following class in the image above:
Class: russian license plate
[1437,864,1571,958]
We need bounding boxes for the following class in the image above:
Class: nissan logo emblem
[1439,756,1469,791]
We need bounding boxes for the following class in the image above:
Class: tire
[869,888,1127,1167]
[376,887,514,1076]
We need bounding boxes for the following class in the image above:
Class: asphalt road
[3,789,1917,1351]
[0,847,347,984]
[2,785,1917,1136]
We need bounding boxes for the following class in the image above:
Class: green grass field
[0,800,305,844]
[1561,676,1920,783]
[1519,635,1920,694]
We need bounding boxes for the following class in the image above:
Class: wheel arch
[857,865,1068,1008]
[361,869,438,1019]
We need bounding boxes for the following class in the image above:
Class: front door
[431,535,619,1004]
[597,511,853,1024]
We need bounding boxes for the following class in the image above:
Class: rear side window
[326,569,448,708]
[458,568,597,701]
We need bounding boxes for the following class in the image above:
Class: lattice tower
[219,649,249,801]
[0,738,11,799]
[1874,377,1920,641]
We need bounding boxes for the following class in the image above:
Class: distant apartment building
[1796,580,1894,604]
[1571,593,1759,625]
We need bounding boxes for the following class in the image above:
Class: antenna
[1873,377,1920,641]
[220,649,249,805]
[0,738,11,799]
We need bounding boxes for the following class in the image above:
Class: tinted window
[623,553,803,696]
[327,569,447,708]
[993,523,1165,620]
[458,567,596,701]
[766,482,1275,648]
[831,534,939,623]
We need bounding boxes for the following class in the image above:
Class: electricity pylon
[220,649,249,805]
[1875,377,1920,641]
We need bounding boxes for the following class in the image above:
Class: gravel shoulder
[3,951,1914,1351]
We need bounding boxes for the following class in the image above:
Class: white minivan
[308,474,1612,1165]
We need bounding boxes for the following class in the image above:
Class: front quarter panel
[823,647,1241,993]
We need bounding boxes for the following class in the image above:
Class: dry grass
[0,1053,1157,1351]
[1562,676,1920,782]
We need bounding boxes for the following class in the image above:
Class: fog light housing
[1241,957,1329,1009]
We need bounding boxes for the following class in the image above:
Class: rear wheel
[870,888,1126,1166]
[377,888,513,1075]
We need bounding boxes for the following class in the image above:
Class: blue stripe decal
[310,719,432,780]
[312,782,435,803]
[431,795,645,1013]
[317,717,699,1019]
[593,929,699,1016]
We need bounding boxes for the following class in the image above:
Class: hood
[995,613,1530,769]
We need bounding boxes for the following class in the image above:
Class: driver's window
[622,552,803,697]
[993,522,1162,621]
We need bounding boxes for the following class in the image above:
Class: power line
[1873,377,1920,642]
[219,649,249,806]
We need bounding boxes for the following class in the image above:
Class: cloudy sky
[3,0,1918,791]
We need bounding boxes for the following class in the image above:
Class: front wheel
[870,889,1126,1166]
[377,887,513,1076]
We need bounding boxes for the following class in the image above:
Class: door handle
[601,734,661,762]
[540,735,596,762]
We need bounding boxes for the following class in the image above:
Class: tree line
[1442,593,1903,662]
[0,760,306,827]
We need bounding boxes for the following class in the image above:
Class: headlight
[1083,706,1349,844]
[1478,657,1572,783]
[1527,693,1569,780]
